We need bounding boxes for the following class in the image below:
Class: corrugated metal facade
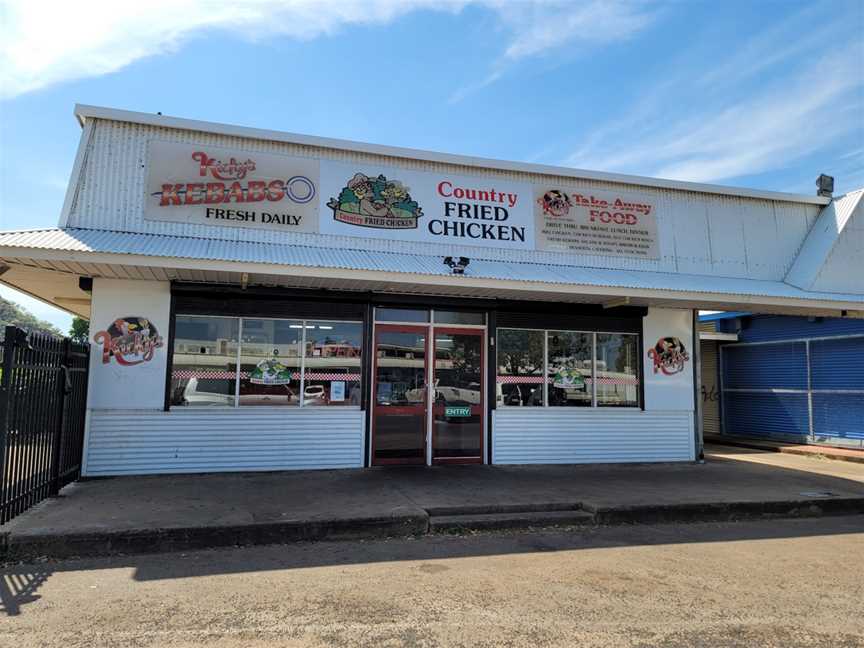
[700,340,720,435]
[64,118,821,282]
[491,409,694,464]
[718,314,864,448]
[84,409,365,476]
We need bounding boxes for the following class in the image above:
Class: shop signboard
[144,141,319,233]
[534,187,659,259]
[319,160,535,250]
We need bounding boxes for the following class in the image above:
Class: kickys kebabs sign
[144,141,319,232]
[319,161,534,250]
[535,188,659,259]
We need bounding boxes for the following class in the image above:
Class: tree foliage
[69,317,90,344]
[0,297,62,337]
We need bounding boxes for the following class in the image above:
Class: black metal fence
[0,326,89,524]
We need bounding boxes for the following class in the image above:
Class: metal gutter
[73,104,832,207]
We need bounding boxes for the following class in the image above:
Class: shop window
[547,331,593,407]
[170,316,239,407]
[496,329,545,406]
[238,319,302,406]
[375,307,430,323]
[596,334,640,407]
[495,327,641,409]
[433,310,485,325]
[303,321,363,406]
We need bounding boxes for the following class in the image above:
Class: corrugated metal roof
[1,227,862,305]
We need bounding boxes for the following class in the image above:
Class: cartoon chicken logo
[328,173,423,229]
[647,337,689,375]
[93,316,164,366]
[538,189,572,217]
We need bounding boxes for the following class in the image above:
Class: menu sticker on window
[535,188,659,259]
[330,381,346,402]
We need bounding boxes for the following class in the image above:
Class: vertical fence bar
[0,326,17,524]
[50,338,71,495]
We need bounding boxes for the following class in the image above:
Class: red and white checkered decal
[496,375,545,384]
[497,375,638,385]
[172,370,360,381]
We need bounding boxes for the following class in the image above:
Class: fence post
[0,326,20,522]
[49,337,71,496]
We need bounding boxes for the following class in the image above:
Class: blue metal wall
[717,314,864,342]
[717,315,864,448]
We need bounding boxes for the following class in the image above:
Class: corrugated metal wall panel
[491,409,693,464]
[810,337,864,390]
[700,341,720,435]
[65,118,820,280]
[85,408,365,476]
[812,394,864,442]
[719,315,864,342]
[723,392,810,441]
[722,342,807,389]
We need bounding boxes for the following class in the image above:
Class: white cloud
[0,0,464,100]
[0,0,658,102]
[447,0,657,102]
[563,8,864,186]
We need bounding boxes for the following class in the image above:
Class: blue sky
[0,0,862,330]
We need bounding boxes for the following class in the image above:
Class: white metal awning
[0,227,862,319]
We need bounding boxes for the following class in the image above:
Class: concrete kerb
[1,508,431,562]
[4,498,864,562]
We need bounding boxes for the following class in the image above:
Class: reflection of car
[178,377,235,406]
[303,384,326,405]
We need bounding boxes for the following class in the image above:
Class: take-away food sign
[144,140,659,258]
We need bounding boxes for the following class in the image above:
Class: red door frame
[370,323,429,466]
[431,327,485,465]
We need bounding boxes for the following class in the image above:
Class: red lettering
[192,151,213,177]
[185,183,203,205]
[159,184,183,206]
[437,180,453,197]
[205,183,225,204]
[246,181,266,202]
[226,181,245,203]
[267,179,285,201]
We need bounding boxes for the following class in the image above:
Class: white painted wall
[84,409,365,476]
[492,409,694,464]
[87,278,171,410]
[643,307,695,412]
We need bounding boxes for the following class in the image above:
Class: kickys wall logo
[647,337,689,376]
[94,317,164,366]
[328,173,423,229]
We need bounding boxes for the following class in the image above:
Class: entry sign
[445,406,471,417]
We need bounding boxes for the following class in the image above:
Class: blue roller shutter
[810,337,864,442]
[721,341,809,442]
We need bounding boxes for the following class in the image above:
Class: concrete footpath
[706,434,864,463]
[2,444,863,561]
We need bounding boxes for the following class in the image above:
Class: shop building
[0,105,861,476]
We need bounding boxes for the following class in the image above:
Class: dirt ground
[2,515,863,648]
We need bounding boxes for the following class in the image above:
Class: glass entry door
[371,325,428,465]
[431,328,484,464]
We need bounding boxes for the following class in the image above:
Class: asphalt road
[2,516,863,648]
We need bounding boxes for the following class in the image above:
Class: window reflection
[304,321,363,406]
[238,319,301,406]
[547,331,593,407]
[170,316,239,407]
